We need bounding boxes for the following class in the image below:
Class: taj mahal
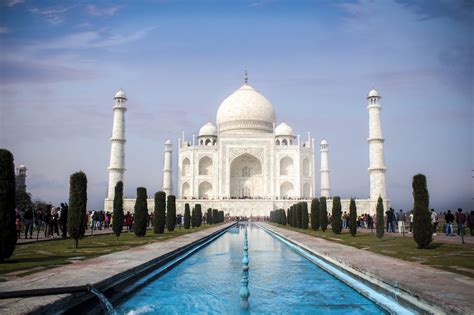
[104,76,388,216]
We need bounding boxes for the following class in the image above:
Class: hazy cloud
[2,0,24,7]
[86,4,123,17]
[0,26,9,33]
[28,5,76,25]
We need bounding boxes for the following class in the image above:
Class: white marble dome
[368,88,379,98]
[199,122,217,137]
[115,89,127,99]
[275,122,293,137]
[216,84,276,133]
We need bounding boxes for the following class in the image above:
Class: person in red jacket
[455,208,466,236]
[125,211,133,231]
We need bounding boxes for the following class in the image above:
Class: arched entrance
[230,153,262,198]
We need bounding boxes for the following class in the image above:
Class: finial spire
[244,70,248,84]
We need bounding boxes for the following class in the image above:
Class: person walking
[409,211,414,234]
[431,209,438,236]
[15,209,22,239]
[397,209,406,234]
[467,211,474,236]
[24,207,34,239]
[60,203,68,238]
[455,208,466,236]
[445,210,455,236]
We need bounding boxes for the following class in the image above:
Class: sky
[0,0,472,211]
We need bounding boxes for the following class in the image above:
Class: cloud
[2,0,24,7]
[86,4,123,17]
[248,0,277,8]
[0,26,9,34]
[395,0,473,21]
[28,5,76,25]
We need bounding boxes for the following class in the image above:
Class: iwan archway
[230,153,263,198]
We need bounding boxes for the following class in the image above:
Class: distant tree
[331,196,342,234]
[207,208,212,224]
[349,198,357,237]
[0,149,17,262]
[68,171,87,249]
[291,205,297,227]
[166,195,176,231]
[134,187,148,237]
[184,203,191,229]
[412,174,432,249]
[320,197,328,232]
[376,196,385,239]
[195,204,202,227]
[218,211,224,223]
[154,191,166,234]
[191,206,196,228]
[311,198,320,231]
[112,181,124,240]
[302,203,309,229]
[15,189,32,211]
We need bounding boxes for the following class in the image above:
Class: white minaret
[320,140,330,197]
[162,139,173,196]
[107,89,127,199]
[367,88,387,206]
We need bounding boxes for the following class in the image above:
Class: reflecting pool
[117,224,386,314]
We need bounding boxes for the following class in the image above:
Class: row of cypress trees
[309,197,328,232]
[285,202,309,229]
[184,203,203,229]
[269,209,286,225]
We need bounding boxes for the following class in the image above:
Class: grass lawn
[270,224,474,278]
[0,224,221,280]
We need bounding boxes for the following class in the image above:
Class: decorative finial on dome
[244,70,248,84]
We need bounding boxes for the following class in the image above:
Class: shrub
[0,149,17,262]
[331,196,342,234]
[320,197,328,232]
[376,196,384,239]
[349,198,357,236]
[112,181,124,240]
[412,174,432,249]
[68,171,87,249]
[154,191,166,234]
[166,195,176,231]
[134,187,148,237]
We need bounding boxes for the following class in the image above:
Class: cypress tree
[195,204,202,227]
[302,203,309,229]
[184,203,191,229]
[191,207,195,228]
[281,209,287,225]
[212,209,218,224]
[332,196,342,234]
[376,196,385,239]
[207,208,212,224]
[112,181,124,240]
[287,208,291,226]
[320,197,328,232]
[0,149,17,262]
[154,191,166,234]
[412,174,432,249]
[68,171,87,249]
[291,205,298,227]
[295,203,302,228]
[134,187,148,237]
[349,198,357,237]
[311,198,320,231]
[219,211,224,223]
[166,195,176,231]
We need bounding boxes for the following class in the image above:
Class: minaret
[15,164,27,192]
[107,89,127,199]
[162,139,173,196]
[367,88,387,207]
[320,140,330,197]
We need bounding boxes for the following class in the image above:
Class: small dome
[18,164,27,170]
[320,139,328,145]
[165,139,171,145]
[114,89,127,99]
[216,84,276,134]
[275,123,293,137]
[199,122,217,137]
[367,88,379,98]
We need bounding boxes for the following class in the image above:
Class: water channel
[117,223,388,314]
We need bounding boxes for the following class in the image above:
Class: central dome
[216,84,276,134]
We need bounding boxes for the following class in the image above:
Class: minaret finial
[244,70,248,84]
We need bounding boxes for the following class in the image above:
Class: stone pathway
[0,223,234,315]
[262,223,474,314]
